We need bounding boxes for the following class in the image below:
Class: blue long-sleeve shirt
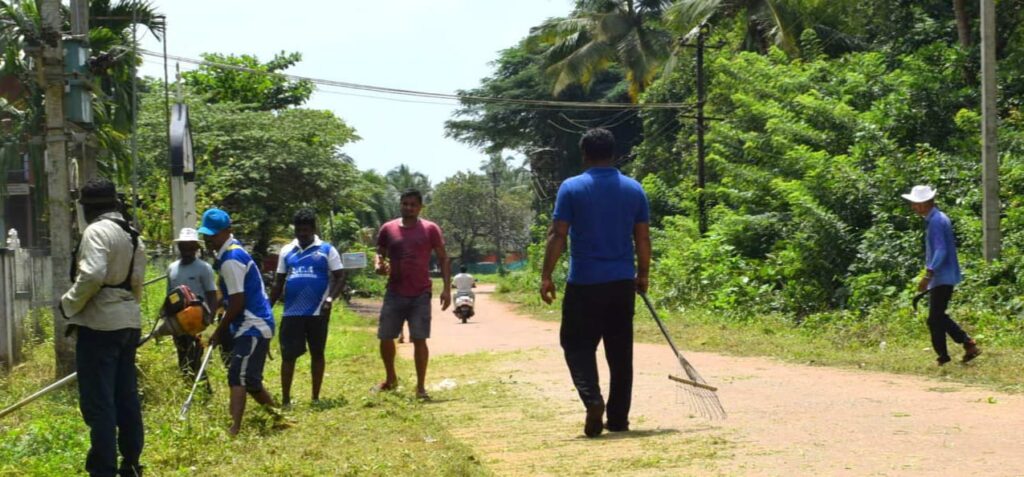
[925,207,962,288]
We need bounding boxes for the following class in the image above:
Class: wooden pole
[696,22,708,235]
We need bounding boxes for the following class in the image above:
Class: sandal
[370,381,397,394]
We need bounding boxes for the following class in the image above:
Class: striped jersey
[277,236,343,317]
[214,236,274,338]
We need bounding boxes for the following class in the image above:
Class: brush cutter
[639,292,726,420]
[178,342,216,420]
[139,285,213,347]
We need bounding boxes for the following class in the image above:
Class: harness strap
[100,218,140,292]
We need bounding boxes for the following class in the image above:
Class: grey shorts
[378,291,431,340]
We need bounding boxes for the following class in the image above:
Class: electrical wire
[137,49,696,111]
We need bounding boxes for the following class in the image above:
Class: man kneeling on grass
[199,208,281,435]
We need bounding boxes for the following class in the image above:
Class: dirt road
[390,285,1024,476]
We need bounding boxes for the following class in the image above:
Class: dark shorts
[377,291,432,340]
[227,335,269,392]
[279,315,329,361]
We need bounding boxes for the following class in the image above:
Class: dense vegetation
[450,0,1024,348]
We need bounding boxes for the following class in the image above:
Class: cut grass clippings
[425,349,732,477]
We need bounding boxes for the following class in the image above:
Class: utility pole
[488,158,505,276]
[40,0,75,376]
[980,0,1001,261]
[695,22,709,236]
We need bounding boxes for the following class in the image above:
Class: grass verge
[493,283,1024,394]
[0,306,486,476]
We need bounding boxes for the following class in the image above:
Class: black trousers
[928,285,970,360]
[561,280,635,428]
[76,327,144,477]
[174,335,203,377]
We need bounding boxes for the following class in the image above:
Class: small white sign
[4,184,29,196]
[342,252,367,269]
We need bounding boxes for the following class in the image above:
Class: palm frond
[527,16,594,49]
[762,0,799,56]
[548,38,616,95]
[664,0,724,34]
[92,0,165,40]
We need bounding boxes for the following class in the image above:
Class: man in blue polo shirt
[903,185,981,365]
[269,208,345,406]
[540,128,652,438]
[199,208,279,436]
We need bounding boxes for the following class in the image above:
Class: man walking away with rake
[540,128,652,438]
[902,185,981,365]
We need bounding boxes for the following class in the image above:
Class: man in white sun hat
[902,185,981,365]
[167,227,219,379]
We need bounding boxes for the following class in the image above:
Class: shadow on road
[590,428,681,441]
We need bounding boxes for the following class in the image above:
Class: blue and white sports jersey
[214,237,274,338]
[277,236,343,317]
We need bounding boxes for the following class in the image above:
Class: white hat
[901,185,936,203]
[173,227,201,242]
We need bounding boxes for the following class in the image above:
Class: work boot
[936,356,952,366]
[584,401,605,438]
[963,340,982,363]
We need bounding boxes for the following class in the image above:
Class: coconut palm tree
[528,0,676,101]
[665,0,861,58]
[385,164,432,200]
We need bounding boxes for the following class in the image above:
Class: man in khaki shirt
[60,179,146,477]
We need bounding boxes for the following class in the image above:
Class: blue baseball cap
[197,208,231,236]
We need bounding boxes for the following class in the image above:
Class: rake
[639,293,726,420]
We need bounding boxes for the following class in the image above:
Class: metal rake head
[670,374,727,420]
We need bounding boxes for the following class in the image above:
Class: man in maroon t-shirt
[373,189,451,399]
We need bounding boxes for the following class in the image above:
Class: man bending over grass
[199,208,279,435]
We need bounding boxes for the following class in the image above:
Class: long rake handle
[639,293,687,364]
[179,344,215,420]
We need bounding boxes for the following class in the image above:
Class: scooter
[453,291,475,324]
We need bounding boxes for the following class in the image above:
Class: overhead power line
[138,49,696,111]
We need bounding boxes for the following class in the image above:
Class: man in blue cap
[198,208,279,436]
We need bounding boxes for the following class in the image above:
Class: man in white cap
[902,185,981,365]
[166,227,218,378]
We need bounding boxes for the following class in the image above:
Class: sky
[138,0,572,185]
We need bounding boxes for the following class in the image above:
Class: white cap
[173,227,200,242]
[901,185,936,203]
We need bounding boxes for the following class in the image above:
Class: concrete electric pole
[39,0,75,376]
[980,0,1001,261]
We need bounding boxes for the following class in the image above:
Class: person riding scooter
[452,266,476,322]
[453,265,476,299]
